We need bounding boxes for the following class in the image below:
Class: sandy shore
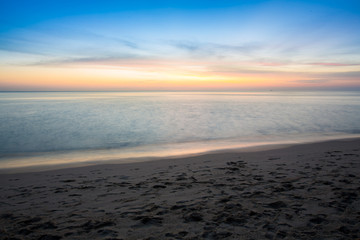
[0,138,359,240]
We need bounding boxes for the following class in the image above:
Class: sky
[0,0,360,91]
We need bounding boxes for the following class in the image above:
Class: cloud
[208,60,293,75]
[171,41,262,58]
[290,71,360,86]
[175,42,201,52]
[317,71,360,79]
[0,35,52,56]
[26,54,145,67]
[0,28,144,67]
[115,39,138,49]
[291,79,331,84]
[308,62,360,67]
[0,28,140,57]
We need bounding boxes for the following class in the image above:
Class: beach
[0,138,359,240]
[2,0,360,239]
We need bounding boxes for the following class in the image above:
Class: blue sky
[1,0,360,90]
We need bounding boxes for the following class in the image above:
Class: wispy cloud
[115,39,138,49]
[208,60,293,74]
[291,79,331,84]
[0,35,52,56]
[171,41,262,58]
[317,71,360,79]
[0,28,140,57]
[308,62,360,67]
[289,71,360,87]
[26,54,147,67]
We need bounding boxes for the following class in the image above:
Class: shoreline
[0,137,359,239]
[1,135,360,174]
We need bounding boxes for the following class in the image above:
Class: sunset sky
[1,0,360,91]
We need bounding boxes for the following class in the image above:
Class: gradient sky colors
[1,0,360,91]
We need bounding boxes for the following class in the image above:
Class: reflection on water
[1,91,360,168]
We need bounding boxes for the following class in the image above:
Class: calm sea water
[1,91,360,169]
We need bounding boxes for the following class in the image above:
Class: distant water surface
[1,91,360,169]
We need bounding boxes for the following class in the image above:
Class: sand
[0,138,359,240]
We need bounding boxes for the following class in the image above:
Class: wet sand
[0,138,359,240]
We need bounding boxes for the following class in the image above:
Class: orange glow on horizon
[1,58,359,91]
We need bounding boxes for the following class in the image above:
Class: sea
[1,91,360,169]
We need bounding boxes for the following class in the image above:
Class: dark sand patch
[0,138,360,239]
